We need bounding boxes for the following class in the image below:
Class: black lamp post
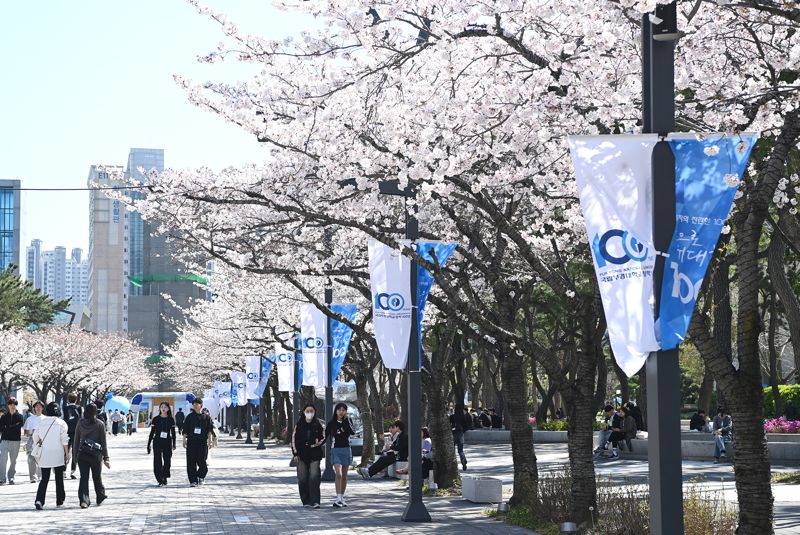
[290,339,301,467]
[257,356,267,450]
[378,179,430,523]
[642,3,684,534]
[321,286,336,481]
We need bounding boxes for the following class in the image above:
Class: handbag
[79,437,103,457]
[30,419,56,464]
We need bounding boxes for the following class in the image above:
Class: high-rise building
[42,246,67,301]
[25,239,43,289]
[65,248,88,317]
[87,165,128,334]
[0,180,21,273]
[124,148,205,358]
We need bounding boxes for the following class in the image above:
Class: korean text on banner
[245,356,261,400]
[416,241,457,366]
[658,133,758,349]
[569,134,661,377]
[330,304,357,382]
[275,340,295,392]
[300,304,328,387]
[368,239,412,369]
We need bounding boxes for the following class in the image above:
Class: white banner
[230,371,247,406]
[216,381,232,408]
[275,341,295,392]
[300,304,328,387]
[203,389,219,419]
[245,356,261,399]
[368,239,412,369]
[569,134,661,377]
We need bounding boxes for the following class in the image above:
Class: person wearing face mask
[291,403,325,508]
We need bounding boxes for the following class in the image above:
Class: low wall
[463,429,800,463]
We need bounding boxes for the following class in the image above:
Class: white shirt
[24,414,44,434]
[31,416,69,468]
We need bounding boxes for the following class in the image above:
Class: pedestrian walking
[63,393,82,479]
[147,402,176,486]
[449,406,471,471]
[110,410,121,436]
[325,402,355,508]
[119,412,127,435]
[0,398,24,485]
[72,404,109,508]
[291,403,324,508]
[126,411,134,435]
[31,402,69,510]
[175,408,185,435]
[24,400,45,483]
[182,398,214,487]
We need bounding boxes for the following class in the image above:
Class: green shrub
[763,385,800,418]
[538,419,568,431]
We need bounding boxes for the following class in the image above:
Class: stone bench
[388,461,409,480]
[462,475,503,503]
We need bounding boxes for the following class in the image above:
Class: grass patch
[485,507,561,535]
[772,471,800,484]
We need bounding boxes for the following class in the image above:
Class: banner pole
[322,288,336,482]
[643,4,684,534]
[257,355,267,450]
[290,340,300,467]
[402,195,431,523]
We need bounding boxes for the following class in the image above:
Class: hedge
[763,385,800,418]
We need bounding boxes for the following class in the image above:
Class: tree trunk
[769,233,800,376]
[769,294,784,417]
[354,370,375,466]
[503,350,538,508]
[698,366,714,415]
[367,371,384,445]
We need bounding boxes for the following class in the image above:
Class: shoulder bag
[30,419,56,464]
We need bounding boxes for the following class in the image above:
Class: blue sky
[0,1,312,258]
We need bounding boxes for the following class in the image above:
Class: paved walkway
[1,433,798,534]
[0,432,532,535]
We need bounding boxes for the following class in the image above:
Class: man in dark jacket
[358,420,408,478]
[689,409,710,432]
[63,394,83,479]
[182,399,215,487]
[175,408,185,434]
[0,398,24,485]
[450,406,471,470]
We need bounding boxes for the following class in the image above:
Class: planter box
[462,475,502,503]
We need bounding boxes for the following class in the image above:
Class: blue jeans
[714,434,731,458]
[452,431,466,464]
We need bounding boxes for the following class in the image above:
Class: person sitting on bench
[358,420,407,479]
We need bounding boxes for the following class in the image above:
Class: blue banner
[658,134,757,349]
[255,357,274,398]
[229,382,238,407]
[329,304,357,382]
[415,241,458,364]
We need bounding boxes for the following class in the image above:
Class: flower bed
[764,417,800,433]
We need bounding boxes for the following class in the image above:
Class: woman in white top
[24,401,44,483]
[32,402,69,509]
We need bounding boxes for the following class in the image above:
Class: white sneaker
[358,467,370,480]
[333,499,343,508]
[340,496,348,507]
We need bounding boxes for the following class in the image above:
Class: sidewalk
[0,432,535,535]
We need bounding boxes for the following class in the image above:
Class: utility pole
[322,286,336,481]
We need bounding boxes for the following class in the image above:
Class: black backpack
[64,404,82,433]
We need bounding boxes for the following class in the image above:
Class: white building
[25,239,43,289]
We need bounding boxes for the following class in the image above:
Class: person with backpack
[73,403,109,508]
[63,394,82,479]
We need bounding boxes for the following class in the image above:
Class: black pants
[78,453,105,506]
[68,434,77,472]
[186,441,208,483]
[422,458,433,480]
[608,431,625,447]
[296,459,320,505]
[368,452,397,477]
[36,465,65,506]
[112,422,119,435]
[153,443,172,483]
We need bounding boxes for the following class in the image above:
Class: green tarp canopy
[127,274,208,287]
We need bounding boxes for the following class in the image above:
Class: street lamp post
[257,356,267,450]
[378,179,431,523]
[642,4,684,534]
[290,340,301,467]
[322,286,336,482]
